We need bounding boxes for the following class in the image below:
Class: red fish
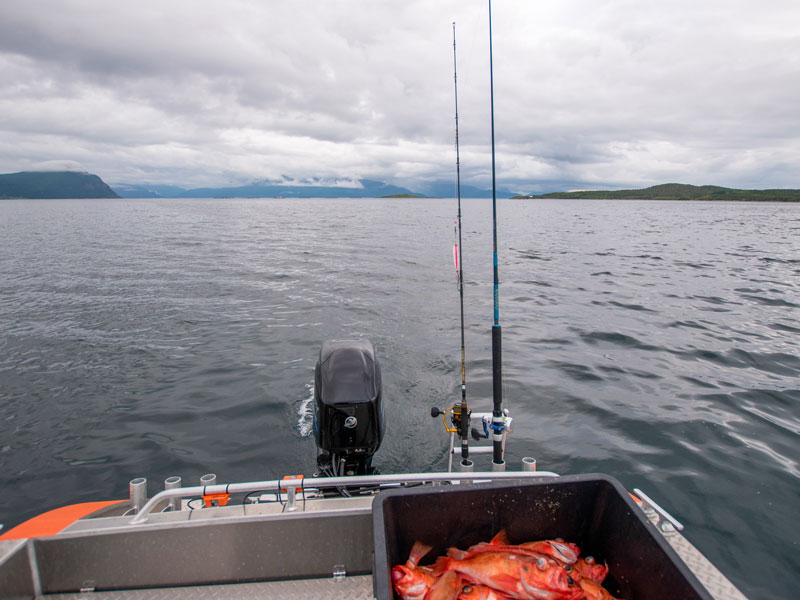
[453,532,579,567]
[453,543,577,567]
[573,557,608,584]
[433,551,582,600]
[424,570,463,600]
[457,583,512,600]
[450,545,581,582]
[392,541,437,600]
[448,529,512,557]
[518,539,580,565]
[578,578,619,600]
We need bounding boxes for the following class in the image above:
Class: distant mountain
[112,183,189,198]
[112,178,422,199]
[0,171,119,199]
[516,183,800,202]
[417,181,517,198]
[110,177,527,199]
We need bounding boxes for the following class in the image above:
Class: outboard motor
[314,339,384,476]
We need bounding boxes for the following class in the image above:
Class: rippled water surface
[1,198,798,598]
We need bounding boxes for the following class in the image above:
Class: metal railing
[129,470,559,524]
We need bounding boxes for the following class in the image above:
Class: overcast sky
[1,0,798,193]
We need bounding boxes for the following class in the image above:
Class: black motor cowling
[313,339,384,476]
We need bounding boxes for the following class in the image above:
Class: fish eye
[586,556,595,564]
[567,577,574,585]
[462,585,472,593]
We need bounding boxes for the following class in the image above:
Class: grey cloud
[0,0,798,189]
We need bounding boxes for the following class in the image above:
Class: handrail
[633,487,684,531]
[129,470,559,524]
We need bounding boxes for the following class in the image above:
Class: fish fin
[424,571,462,600]
[488,573,522,591]
[408,541,434,567]
[597,561,609,584]
[430,555,453,577]
[447,547,468,560]
[419,565,436,574]
[548,540,579,564]
[489,529,510,545]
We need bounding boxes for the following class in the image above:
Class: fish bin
[372,473,713,600]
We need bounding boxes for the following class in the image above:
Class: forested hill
[516,183,800,202]
[0,171,119,199]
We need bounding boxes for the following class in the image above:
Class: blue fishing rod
[488,0,505,469]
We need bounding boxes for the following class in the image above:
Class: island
[513,183,800,202]
[0,171,119,199]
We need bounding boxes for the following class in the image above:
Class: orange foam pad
[0,500,125,540]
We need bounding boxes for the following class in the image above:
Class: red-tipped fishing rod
[488,0,505,469]
[430,23,471,471]
[452,22,470,466]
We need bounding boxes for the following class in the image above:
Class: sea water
[1,197,797,599]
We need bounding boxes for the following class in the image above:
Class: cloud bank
[0,0,798,192]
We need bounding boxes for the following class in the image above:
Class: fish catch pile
[391,530,620,600]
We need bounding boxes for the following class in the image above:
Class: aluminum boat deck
[0,472,748,600]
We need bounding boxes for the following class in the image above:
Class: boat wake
[297,381,315,437]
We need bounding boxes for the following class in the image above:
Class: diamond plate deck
[661,529,748,600]
[638,504,748,600]
[38,575,375,600]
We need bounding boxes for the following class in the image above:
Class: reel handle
[471,427,488,441]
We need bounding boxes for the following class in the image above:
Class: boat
[0,391,749,599]
[0,7,750,600]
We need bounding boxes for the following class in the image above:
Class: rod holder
[285,487,299,512]
[200,473,216,487]
[129,477,147,513]
[164,476,182,511]
[459,459,474,473]
[522,457,537,472]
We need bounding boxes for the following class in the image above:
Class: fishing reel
[470,409,512,441]
[430,404,470,438]
[430,406,513,440]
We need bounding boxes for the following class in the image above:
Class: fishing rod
[431,23,472,471]
[488,0,505,470]
[452,22,470,467]
[432,11,511,471]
